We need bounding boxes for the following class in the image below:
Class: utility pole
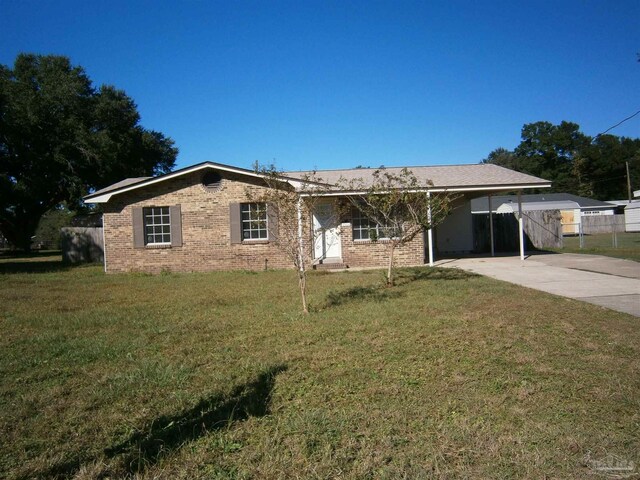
[626,161,632,202]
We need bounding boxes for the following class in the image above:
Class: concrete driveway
[436,253,640,317]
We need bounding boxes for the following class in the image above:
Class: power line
[594,109,640,138]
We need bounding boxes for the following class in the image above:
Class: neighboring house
[471,193,616,235]
[611,190,640,232]
[83,161,550,273]
[624,202,640,232]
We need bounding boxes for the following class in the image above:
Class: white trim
[241,202,269,241]
[84,162,310,203]
[143,206,172,245]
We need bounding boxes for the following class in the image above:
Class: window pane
[143,206,172,244]
[240,203,268,240]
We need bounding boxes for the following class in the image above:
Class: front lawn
[1,255,638,479]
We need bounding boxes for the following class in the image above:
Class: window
[241,203,268,240]
[352,208,378,241]
[352,208,399,241]
[133,205,181,248]
[144,206,171,245]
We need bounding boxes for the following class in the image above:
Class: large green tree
[578,134,640,200]
[482,121,640,200]
[0,54,177,250]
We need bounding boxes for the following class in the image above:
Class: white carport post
[488,193,495,257]
[517,190,525,261]
[427,191,434,266]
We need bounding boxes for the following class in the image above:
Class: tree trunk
[387,243,396,286]
[298,268,309,314]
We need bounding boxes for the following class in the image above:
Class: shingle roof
[284,163,549,189]
[285,163,551,188]
[471,193,615,212]
[89,177,152,196]
[84,161,551,204]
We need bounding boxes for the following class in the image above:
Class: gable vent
[202,171,223,191]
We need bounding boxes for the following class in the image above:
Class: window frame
[143,206,172,245]
[240,202,269,241]
[351,207,400,241]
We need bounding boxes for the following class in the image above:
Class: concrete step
[314,262,348,270]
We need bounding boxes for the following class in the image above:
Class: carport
[429,191,538,265]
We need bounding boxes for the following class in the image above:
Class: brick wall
[104,171,296,273]
[340,223,425,269]
[103,169,427,273]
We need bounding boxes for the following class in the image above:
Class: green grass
[1,254,639,479]
[553,232,640,261]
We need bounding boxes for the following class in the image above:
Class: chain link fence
[561,221,640,250]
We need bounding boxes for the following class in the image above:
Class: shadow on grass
[323,267,477,309]
[0,249,61,259]
[30,364,287,479]
[0,250,70,274]
[394,266,477,285]
[0,259,70,274]
[324,285,405,307]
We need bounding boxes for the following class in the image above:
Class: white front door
[313,201,342,261]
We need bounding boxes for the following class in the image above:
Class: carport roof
[472,193,615,213]
[496,200,580,213]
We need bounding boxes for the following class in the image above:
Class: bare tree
[340,168,454,286]
[248,164,328,314]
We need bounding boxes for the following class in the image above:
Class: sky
[1,0,638,172]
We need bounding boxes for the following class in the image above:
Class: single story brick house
[83,161,550,273]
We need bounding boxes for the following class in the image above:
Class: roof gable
[83,162,311,203]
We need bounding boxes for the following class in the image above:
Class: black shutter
[132,207,145,248]
[230,203,241,244]
[267,203,279,240]
[170,205,182,247]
